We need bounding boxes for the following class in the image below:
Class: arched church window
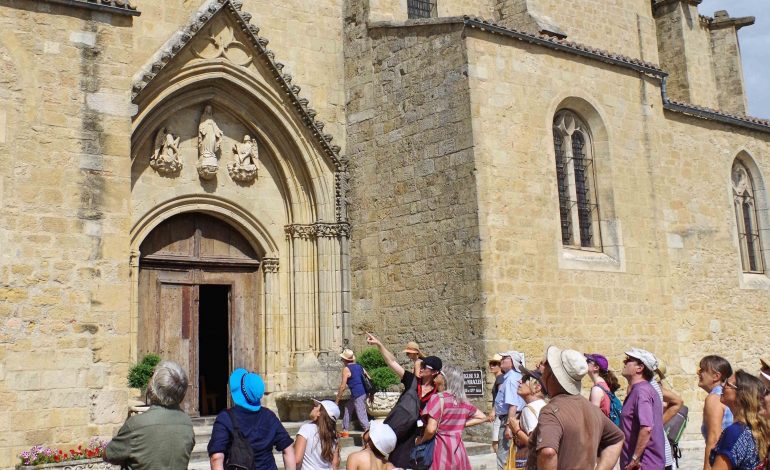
[408,0,436,19]
[553,110,601,249]
[732,160,765,273]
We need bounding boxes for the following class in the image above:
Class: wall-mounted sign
[463,369,484,397]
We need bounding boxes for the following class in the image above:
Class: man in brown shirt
[527,346,624,470]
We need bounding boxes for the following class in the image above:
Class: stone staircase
[187,417,493,469]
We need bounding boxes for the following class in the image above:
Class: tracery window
[408,0,436,19]
[732,160,765,273]
[552,110,601,249]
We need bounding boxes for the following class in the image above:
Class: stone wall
[464,28,770,439]
[0,1,134,467]
[344,2,487,369]
[495,0,659,63]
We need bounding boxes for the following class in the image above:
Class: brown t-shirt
[526,394,624,470]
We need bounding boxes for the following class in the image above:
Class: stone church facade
[0,0,768,464]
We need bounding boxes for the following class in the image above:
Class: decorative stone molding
[335,170,350,222]
[41,0,140,16]
[262,258,279,273]
[130,0,346,173]
[284,223,351,240]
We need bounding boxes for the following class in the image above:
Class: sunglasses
[489,362,501,367]
[723,381,739,390]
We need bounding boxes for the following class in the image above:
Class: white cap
[499,351,525,371]
[546,346,587,395]
[625,348,658,373]
[368,420,397,455]
[313,399,340,421]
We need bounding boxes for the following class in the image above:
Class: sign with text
[463,369,484,397]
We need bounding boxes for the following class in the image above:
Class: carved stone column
[261,258,281,388]
[285,225,318,354]
[315,223,350,353]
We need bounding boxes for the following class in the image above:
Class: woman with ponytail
[585,353,621,418]
[296,400,341,470]
[709,370,770,470]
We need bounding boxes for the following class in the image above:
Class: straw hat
[339,349,355,361]
[403,341,424,357]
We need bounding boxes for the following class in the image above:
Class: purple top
[620,380,666,469]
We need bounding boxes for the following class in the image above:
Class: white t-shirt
[297,422,336,470]
[520,398,547,434]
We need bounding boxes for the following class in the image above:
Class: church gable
[131,0,342,169]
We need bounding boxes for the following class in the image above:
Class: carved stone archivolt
[150,127,183,175]
[285,223,351,239]
[197,104,223,180]
[228,134,259,183]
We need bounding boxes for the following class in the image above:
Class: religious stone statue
[197,104,223,179]
[227,134,259,183]
[150,127,182,175]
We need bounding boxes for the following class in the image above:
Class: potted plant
[16,438,117,469]
[127,353,161,413]
[358,348,401,418]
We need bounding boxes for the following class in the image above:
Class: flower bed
[17,438,117,469]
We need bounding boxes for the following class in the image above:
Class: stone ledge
[42,0,140,16]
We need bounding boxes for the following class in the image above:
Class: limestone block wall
[654,1,719,109]
[494,0,659,64]
[0,2,134,467]
[465,30,770,437]
[132,0,347,153]
[344,4,486,368]
[368,0,495,23]
[709,22,749,115]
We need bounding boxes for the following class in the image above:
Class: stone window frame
[407,0,437,19]
[731,152,770,290]
[550,98,625,273]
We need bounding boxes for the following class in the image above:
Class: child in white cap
[346,420,398,470]
[296,399,341,470]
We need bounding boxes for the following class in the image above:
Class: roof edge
[43,0,140,16]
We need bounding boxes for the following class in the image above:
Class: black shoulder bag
[225,408,255,470]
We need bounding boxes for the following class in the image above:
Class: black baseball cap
[422,356,442,372]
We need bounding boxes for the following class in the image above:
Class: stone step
[188,441,492,470]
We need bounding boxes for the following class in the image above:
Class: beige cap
[656,360,667,381]
[403,341,422,354]
[488,353,503,363]
[546,345,587,395]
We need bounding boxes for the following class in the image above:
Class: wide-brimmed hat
[229,368,264,411]
[488,353,503,364]
[403,341,423,355]
[625,348,658,373]
[499,351,525,372]
[339,349,355,361]
[422,356,442,372]
[546,346,587,395]
[584,353,609,372]
[313,399,340,421]
[368,420,397,455]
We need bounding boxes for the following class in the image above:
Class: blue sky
[699,0,770,118]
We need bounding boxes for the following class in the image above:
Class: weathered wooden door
[138,212,261,416]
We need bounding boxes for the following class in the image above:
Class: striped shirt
[650,380,674,467]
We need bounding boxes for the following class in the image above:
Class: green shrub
[369,366,400,392]
[127,354,161,390]
[358,347,387,371]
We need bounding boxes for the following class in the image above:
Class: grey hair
[442,365,468,404]
[147,360,188,406]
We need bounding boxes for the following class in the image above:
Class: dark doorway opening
[198,285,230,416]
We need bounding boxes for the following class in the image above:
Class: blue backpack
[596,384,623,426]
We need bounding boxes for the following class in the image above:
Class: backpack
[596,383,623,426]
[225,409,255,470]
[362,371,374,394]
[664,405,689,467]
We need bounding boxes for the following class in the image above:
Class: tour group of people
[100,334,770,470]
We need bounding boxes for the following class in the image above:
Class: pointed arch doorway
[137,212,262,416]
